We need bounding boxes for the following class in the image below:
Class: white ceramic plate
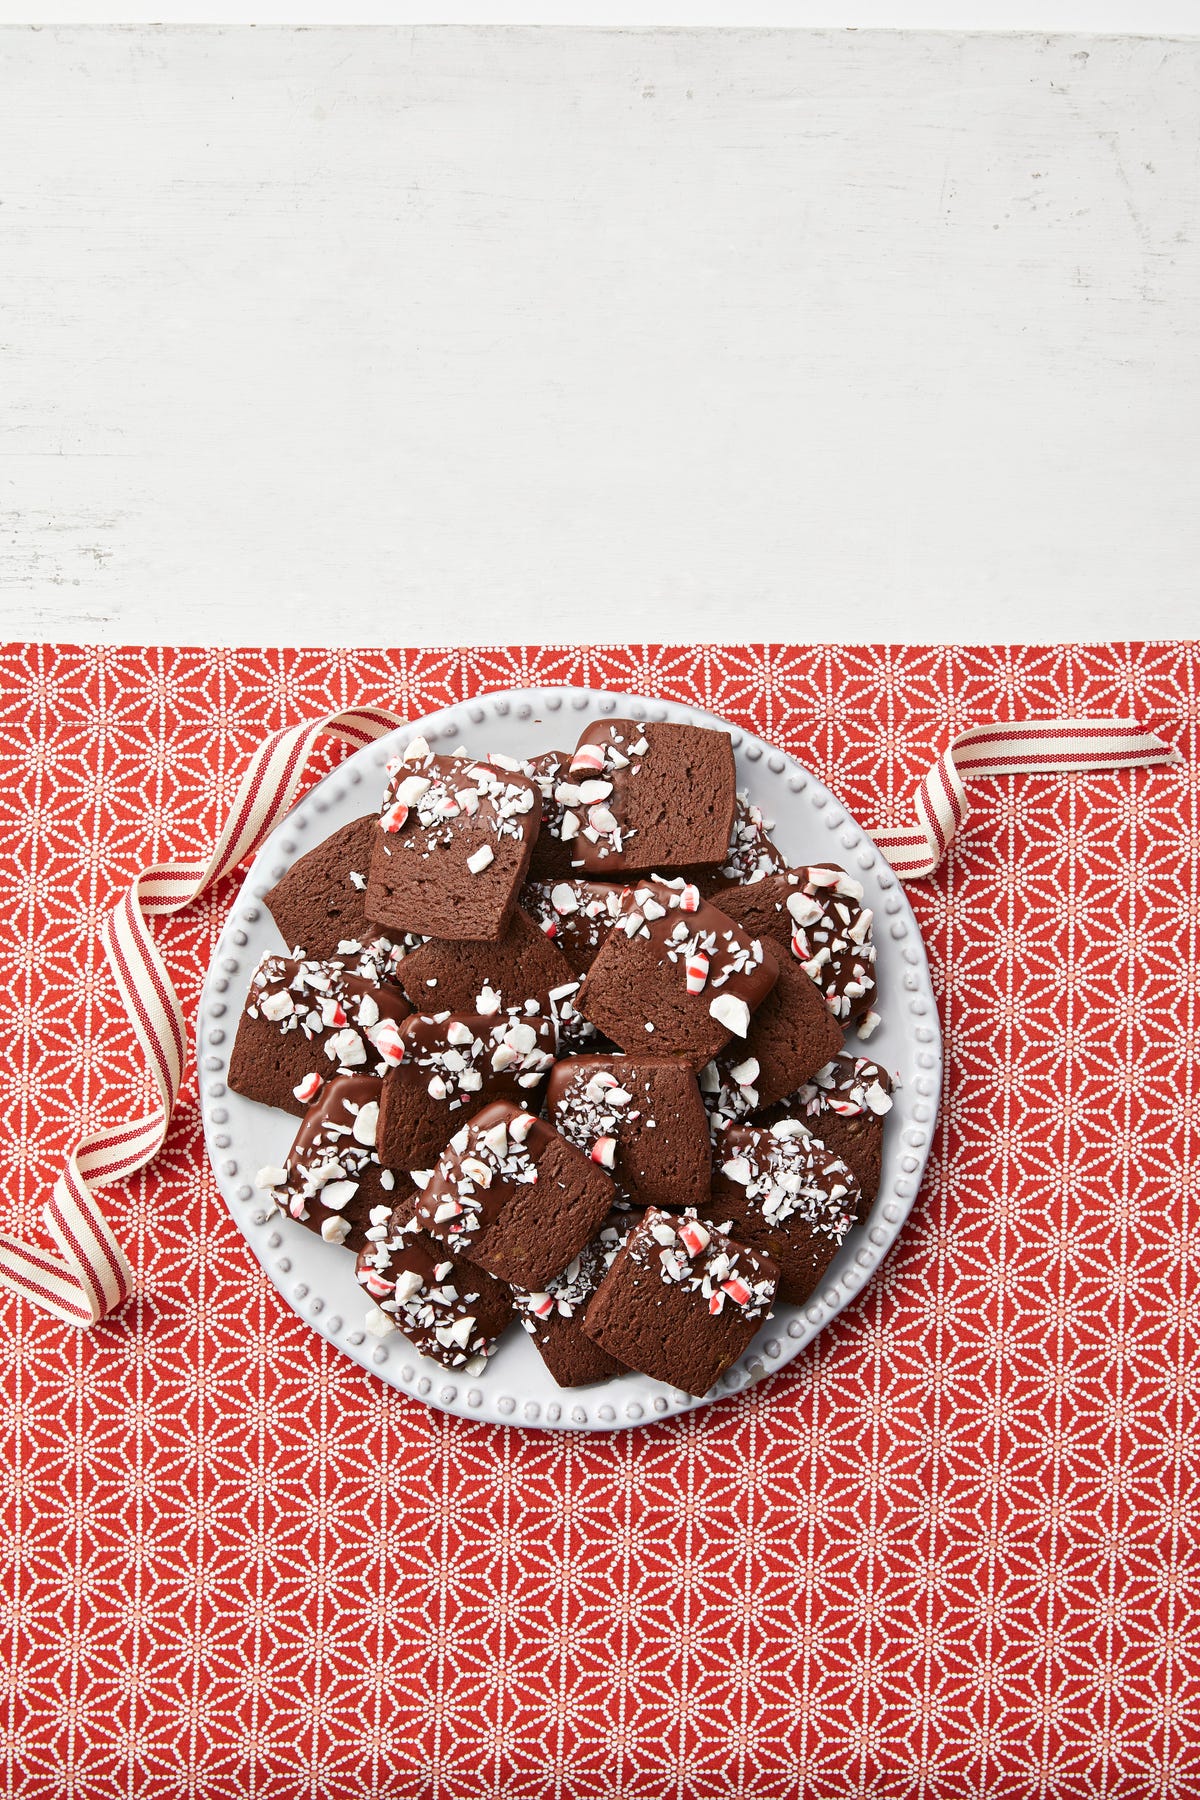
[198,687,941,1431]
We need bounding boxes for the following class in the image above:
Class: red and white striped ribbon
[871,716,1181,879]
[0,704,403,1328]
[0,703,1180,1329]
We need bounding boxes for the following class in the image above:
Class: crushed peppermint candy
[709,992,751,1037]
[796,1055,895,1121]
[561,723,650,863]
[710,792,786,887]
[324,1025,367,1067]
[695,1046,772,1139]
[568,741,607,775]
[416,1104,544,1253]
[612,877,772,1016]
[686,952,710,994]
[254,1075,385,1248]
[356,1210,507,1372]
[521,878,626,976]
[573,875,779,1066]
[547,1063,664,1203]
[783,866,878,1025]
[241,952,411,1079]
[511,1219,631,1331]
[545,974,605,1055]
[717,1120,859,1239]
[521,749,576,853]
[376,744,538,859]
[677,1217,711,1257]
[629,1208,775,1322]
[344,934,427,986]
[394,999,556,1114]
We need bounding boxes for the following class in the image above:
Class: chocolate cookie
[510,1212,636,1388]
[413,1100,614,1290]
[397,905,574,1010]
[717,867,878,1029]
[699,955,844,1130]
[396,905,598,1054]
[264,813,425,972]
[356,1190,514,1372]
[366,739,541,941]
[519,878,626,977]
[576,877,779,1070]
[253,1074,397,1253]
[753,1054,894,1206]
[582,1209,777,1398]
[377,997,556,1173]
[685,792,786,895]
[545,1056,711,1211]
[228,954,412,1118]
[704,1118,859,1304]
[563,720,736,875]
[524,750,579,883]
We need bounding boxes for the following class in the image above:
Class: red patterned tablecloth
[1,642,1196,1800]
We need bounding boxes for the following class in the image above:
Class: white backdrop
[7,5,1200,26]
[1,24,1196,647]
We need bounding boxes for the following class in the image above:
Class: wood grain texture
[0,26,1196,646]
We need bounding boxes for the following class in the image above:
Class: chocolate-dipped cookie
[377,997,556,1173]
[576,877,778,1070]
[396,906,597,1055]
[519,877,627,977]
[397,905,574,1009]
[356,1190,514,1372]
[753,1054,894,1207]
[716,866,878,1029]
[563,719,736,875]
[686,792,786,896]
[582,1209,777,1398]
[366,739,540,941]
[545,1055,711,1211]
[264,813,425,972]
[254,1074,398,1253]
[699,955,844,1130]
[704,1118,859,1304]
[229,954,411,1118]
[413,1100,614,1290]
[524,750,579,883]
[509,1212,636,1388]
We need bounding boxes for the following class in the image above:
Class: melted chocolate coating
[519,877,627,976]
[257,1073,396,1252]
[356,1194,514,1371]
[243,953,410,1061]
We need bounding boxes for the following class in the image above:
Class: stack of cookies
[232,718,894,1400]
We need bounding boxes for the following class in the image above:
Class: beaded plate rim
[197,686,942,1432]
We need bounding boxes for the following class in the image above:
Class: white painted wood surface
[1,27,1196,647]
